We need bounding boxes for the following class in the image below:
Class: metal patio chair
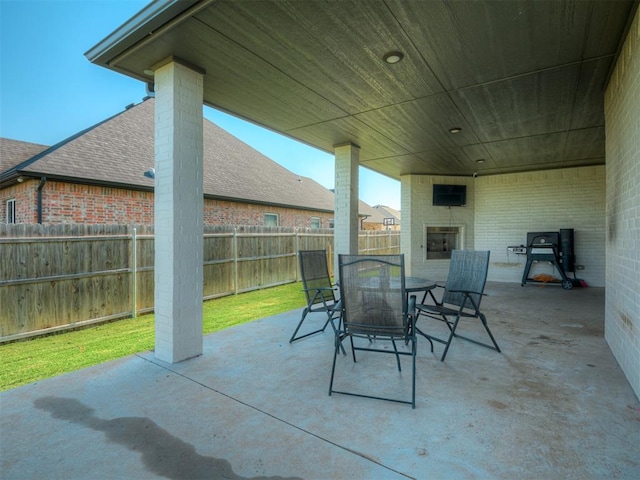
[415,249,500,361]
[329,254,418,408]
[289,250,343,347]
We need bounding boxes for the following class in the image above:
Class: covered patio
[82,0,640,402]
[2,283,638,479]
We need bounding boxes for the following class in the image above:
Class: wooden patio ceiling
[87,0,638,179]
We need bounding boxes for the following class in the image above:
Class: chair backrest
[442,250,490,309]
[299,250,335,306]
[338,254,408,337]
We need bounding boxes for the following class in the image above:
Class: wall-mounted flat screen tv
[432,184,467,206]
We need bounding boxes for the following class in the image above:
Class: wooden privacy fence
[0,224,400,341]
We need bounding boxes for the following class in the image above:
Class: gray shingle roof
[0,138,48,174]
[373,205,401,223]
[4,98,336,212]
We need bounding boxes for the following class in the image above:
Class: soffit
[87,0,637,179]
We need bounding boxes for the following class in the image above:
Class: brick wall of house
[604,10,640,399]
[1,179,335,228]
[0,181,38,223]
[41,182,154,224]
[203,199,334,229]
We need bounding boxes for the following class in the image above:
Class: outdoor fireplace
[425,226,462,260]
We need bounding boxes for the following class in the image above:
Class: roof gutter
[2,173,335,215]
[85,0,211,74]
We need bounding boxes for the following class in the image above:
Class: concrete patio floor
[1,282,639,479]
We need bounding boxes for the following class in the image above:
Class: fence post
[294,228,299,282]
[131,227,137,318]
[233,227,238,295]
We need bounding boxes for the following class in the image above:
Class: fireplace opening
[426,226,462,260]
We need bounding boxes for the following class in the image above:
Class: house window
[264,213,279,227]
[310,217,321,229]
[328,219,334,229]
[6,199,16,224]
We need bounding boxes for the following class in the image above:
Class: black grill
[521,229,575,290]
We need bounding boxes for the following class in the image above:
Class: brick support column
[333,143,360,277]
[153,60,204,363]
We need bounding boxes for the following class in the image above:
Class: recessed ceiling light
[143,69,154,76]
[383,51,404,64]
[449,127,462,134]
[476,158,486,164]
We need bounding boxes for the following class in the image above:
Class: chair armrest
[447,288,486,296]
[302,286,338,292]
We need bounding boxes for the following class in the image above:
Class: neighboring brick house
[0,98,386,229]
[371,205,401,231]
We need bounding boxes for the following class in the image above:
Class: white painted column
[153,59,204,363]
[333,143,360,277]
[400,174,413,276]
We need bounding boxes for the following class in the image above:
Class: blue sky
[0,0,401,209]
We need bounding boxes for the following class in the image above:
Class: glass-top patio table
[360,276,437,304]
[405,277,436,294]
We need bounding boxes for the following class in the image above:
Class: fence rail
[0,224,400,341]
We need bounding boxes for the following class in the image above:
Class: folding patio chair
[415,249,500,361]
[329,254,418,408]
[289,250,342,346]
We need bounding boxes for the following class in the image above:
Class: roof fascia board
[84,0,210,68]
[0,173,334,214]
[0,174,156,194]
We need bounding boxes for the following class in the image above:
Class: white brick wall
[334,143,359,276]
[475,166,606,286]
[154,61,204,364]
[604,11,640,399]
[403,168,606,286]
[402,175,475,280]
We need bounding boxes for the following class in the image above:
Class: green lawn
[0,282,307,392]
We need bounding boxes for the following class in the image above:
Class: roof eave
[0,170,29,189]
[84,0,204,69]
[0,172,335,214]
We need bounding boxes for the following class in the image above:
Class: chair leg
[328,332,342,396]
[349,336,356,362]
[425,335,434,353]
[289,308,310,343]
[480,313,501,352]
[391,339,402,372]
[440,313,501,361]
[291,307,345,352]
[411,338,416,409]
[413,323,435,353]
[327,312,346,355]
[440,314,462,361]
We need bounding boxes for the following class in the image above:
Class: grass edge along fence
[0,282,308,392]
[0,224,400,342]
